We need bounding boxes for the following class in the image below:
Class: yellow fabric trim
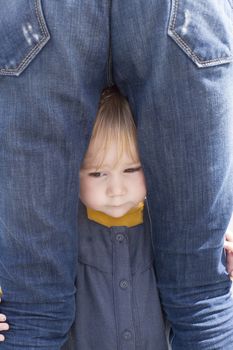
[87,202,144,228]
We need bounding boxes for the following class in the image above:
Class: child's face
[79,139,147,218]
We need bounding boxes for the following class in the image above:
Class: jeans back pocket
[0,0,50,76]
[168,0,233,67]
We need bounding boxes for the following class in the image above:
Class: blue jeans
[0,0,232,349]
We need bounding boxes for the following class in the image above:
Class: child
[61,85,169,349]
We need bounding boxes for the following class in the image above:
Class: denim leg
[160,282,233,350]
[0,1,109,348]
[112,0,233,348]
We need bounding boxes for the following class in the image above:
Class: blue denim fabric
[0,0,233,349]
[0,1,110,348]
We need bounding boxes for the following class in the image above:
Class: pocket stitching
[0,0,50,76]
[35,0,49,36]
[168,0,233,67]
[169,28,233,67]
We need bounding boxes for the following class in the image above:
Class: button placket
[112,228,135,348]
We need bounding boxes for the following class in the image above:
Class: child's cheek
[137,173,147,193]
[87,186,103,209]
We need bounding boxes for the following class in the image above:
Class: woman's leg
[0,1,109,348]
[112,0,233,348]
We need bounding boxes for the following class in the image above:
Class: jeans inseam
[107,0,114,86]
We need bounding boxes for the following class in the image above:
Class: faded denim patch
[0,0,50,76]
[168,0,233,67]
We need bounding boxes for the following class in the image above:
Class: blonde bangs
[89,87,139,169]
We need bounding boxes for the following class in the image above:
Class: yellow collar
[87,202,144,228]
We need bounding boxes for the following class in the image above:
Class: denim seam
[168,0,233,67]
[0,0,50,76]
[107,0,113,86]
[145,198,157,261]
[35,0,48,35]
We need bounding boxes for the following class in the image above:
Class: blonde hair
[88,85,139,169]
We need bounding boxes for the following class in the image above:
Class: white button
[119,279,129,289]
[122,330,132,341]
[116,233,124,242]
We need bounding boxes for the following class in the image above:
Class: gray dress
[62,202,168,350]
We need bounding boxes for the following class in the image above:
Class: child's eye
[88,172,105,178]
[124,166,142,173]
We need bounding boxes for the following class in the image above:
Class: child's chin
[109,213,124,218]
[107,208,129,218]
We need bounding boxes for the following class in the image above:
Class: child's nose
[107,177,126,197]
